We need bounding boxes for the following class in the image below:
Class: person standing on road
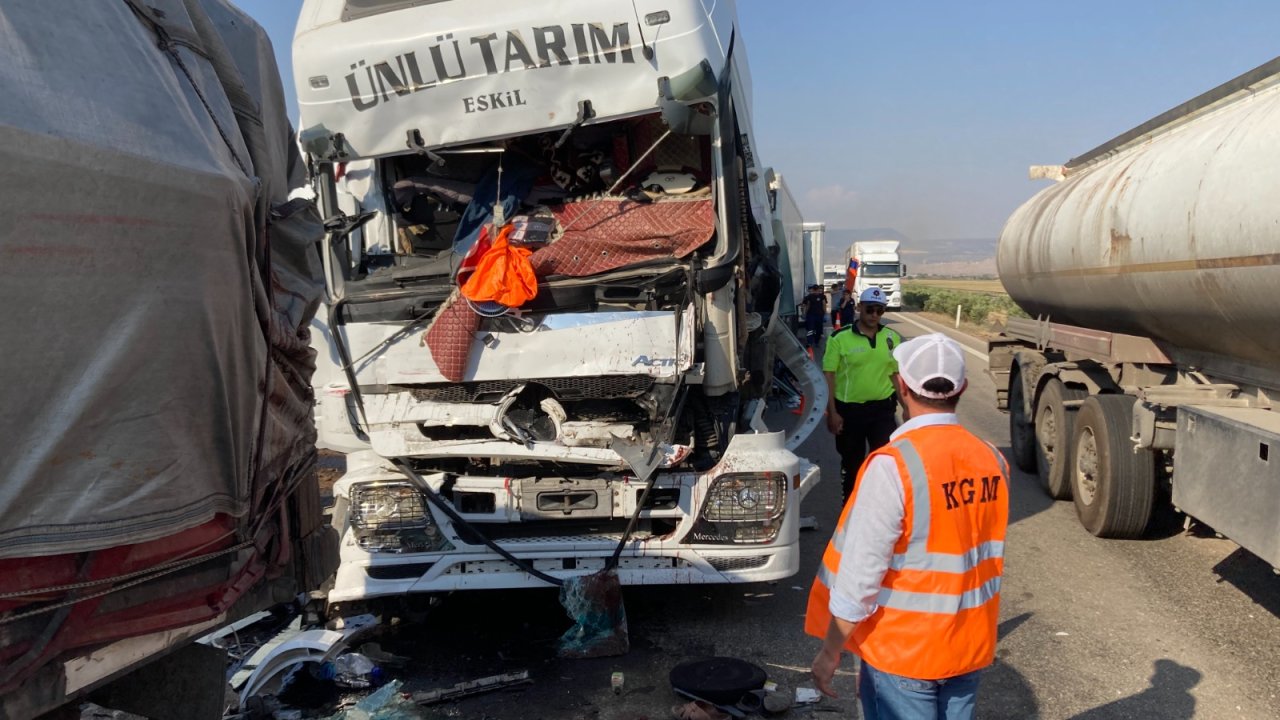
[806,332,1010,720]
[832,288,856,330]
[824,286,902,503]
[801,284,829,351]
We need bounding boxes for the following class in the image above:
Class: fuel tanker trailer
[988,56,1280,570]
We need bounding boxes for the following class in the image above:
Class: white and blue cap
[859,287,887,306]
[892,333,967,399]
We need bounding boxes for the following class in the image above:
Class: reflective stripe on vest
[830,439,1006,580]
[878,574,1002,614]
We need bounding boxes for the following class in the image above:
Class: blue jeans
[859,661,982,720]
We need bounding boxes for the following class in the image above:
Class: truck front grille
[707,556,770,571]
[407,376,655,404]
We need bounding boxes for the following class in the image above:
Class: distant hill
[912,258,998,277]
[821,229,997,276]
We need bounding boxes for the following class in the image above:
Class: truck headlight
[350,482,451,554]
[684,472,787,544]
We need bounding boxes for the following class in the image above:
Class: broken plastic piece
[323,680,417,720]
[794,687,822,704]
[412,670,532,705]
[329,652,381,689]
[237,615,380,705]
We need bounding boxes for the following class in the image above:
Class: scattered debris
[358,643,411,669]
[412,670,532,706]
[322,652,383,689]
[795,687,822,705]
[799,515,820,531]
[762,688,793,715]
[236,615,380,705]
[672,699,730,720]
[322,680,419,720]
[736,690,765,714]
[79,703,148,720]
[557,569,630,658]
[611,671,626,695]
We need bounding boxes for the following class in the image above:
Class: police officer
[800,284,829,350]
[806,333,1010,719]
[822,287,901,503]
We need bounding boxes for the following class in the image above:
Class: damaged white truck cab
[294,0,826,604]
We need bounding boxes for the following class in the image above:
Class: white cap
[859,287,887,305]
[892,333,967,399]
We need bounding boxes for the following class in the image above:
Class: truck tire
[1008,367,1037,473]
[1034,379,1086,500]
[1070,394,1155,538]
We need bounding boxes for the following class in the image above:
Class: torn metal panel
[368,430,690,468]
[561,422,638,447]
[702,287,740,396]
[769,318,828,452]
[345,310,687,386]
[359,393,500,428]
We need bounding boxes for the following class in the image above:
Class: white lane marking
[765,662,857,677]
[889,313,988,362]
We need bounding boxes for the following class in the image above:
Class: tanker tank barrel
[998,56,1280,376]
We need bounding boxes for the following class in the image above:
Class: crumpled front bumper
[328,433,817,603]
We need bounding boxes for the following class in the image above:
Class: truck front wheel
[1070,394,1155,538]
[1035,378,1086,500]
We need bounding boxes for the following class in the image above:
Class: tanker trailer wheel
[1069,394,1155,538]
[1034,379,1087,500]
[1007,368,1037,473]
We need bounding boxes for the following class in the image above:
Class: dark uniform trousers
[834,396,898,502]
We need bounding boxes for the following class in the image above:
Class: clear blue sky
[236,0,1280,242]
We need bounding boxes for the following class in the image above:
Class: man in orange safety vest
[806,332,1009,720]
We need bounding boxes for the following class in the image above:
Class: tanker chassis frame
[990,316,1280,570]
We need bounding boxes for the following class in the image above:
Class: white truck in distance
[822,263,844,290]
[294,0,826,608]
[847,240,905,309]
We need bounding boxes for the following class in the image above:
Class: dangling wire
[492,150,506,229]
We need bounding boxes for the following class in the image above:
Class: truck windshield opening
[325,111,716,301]
[861,262,900,277]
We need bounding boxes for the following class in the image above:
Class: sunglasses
[861,304,886,315]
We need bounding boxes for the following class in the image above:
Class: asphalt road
[353,312,1280,720]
